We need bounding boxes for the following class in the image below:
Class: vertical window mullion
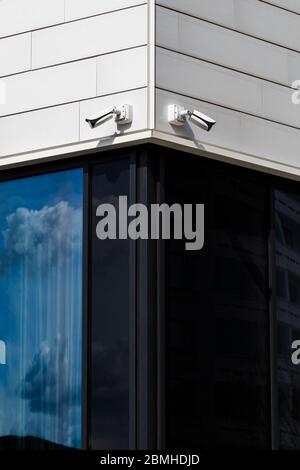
[136,147,158,450]
[129,153,137,450]
[268,187,279,449]
[157,155,166,451]
[82,163,90,450]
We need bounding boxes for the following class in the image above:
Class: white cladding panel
[156,89,300,170]
[65,0,146,21]
[261,0,300,15]
[0,88,148,159]
[0,34,31,77]
[155,0,300,175]
[157,6,300,88]
[157,0,300,51]
[0,47,147,118]
[0,4,149,163]
[0,0,300,176]
[0,0,64,38]
[0,103,80,158]
[0,59,98,117]
[32,5,148,69]
[156,48,299,129]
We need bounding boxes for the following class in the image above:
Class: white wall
[156,0,300,174]
[0,0,149,161]
[1,0,300,177]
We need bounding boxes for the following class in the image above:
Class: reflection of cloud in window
[0,201,82,272]
[0,169,83,449]
[19,337,81,415]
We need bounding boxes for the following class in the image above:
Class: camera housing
[86,104,133,129]
[168,104,216,131]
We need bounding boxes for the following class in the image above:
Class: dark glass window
[165,157,270,449]
[4,146,300,450]
[90,158,130,450]
[0,169,83,449]
[275,190,300,449]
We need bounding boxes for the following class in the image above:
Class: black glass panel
[165,157,270,449]
[275,190,300,449]
[90,158,130,450]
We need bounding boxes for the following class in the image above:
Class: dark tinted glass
[165,157,270,449]
[275,190,300,448]
[90,158,130,449]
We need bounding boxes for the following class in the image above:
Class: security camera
[188,109,216,131]
[168,104,216,131]
[86,104,133,128]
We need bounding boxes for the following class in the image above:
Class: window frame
[0,148,139,450]
[1,144,300,450]
[156,146,300,451]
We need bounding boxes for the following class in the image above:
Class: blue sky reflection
[0,169,83,449]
